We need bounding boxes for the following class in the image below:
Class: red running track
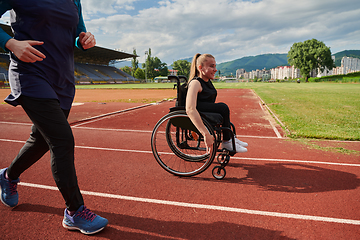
[1,89,359,239]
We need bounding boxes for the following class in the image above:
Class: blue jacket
[0,0,88,109]
[0,0,86,51]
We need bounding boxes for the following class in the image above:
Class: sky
[1,0,359,65]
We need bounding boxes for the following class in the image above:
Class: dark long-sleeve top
[0,0,87,110]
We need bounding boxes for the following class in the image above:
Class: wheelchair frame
[150,75,238,180]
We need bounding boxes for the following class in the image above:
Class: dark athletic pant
[196,101,231,141]
[7,95,84,211]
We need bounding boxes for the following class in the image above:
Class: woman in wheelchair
[186,53,248,153]
[150,53,248,179]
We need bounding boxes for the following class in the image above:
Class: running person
[0,0,108,235]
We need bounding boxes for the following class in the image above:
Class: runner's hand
[79,32,96,50]
[5,39,46,63]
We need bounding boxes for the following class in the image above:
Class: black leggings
[7,95,83,211]
[196,101,231,140]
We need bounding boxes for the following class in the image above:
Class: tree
[153,56,168,77]
[172,59,191,77]
[288,39,334,82]
[134,68,145,80]
[142,48,168,80]
[142,48,154,79]
[121,66,132,75]
[131,48,139,76]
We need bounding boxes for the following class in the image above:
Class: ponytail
[189,53,201,82]
[188,53,215,82]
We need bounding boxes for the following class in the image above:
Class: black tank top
[191,77,217,103]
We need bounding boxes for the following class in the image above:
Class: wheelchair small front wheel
[212,166,226,180]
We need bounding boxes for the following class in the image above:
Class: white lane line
[73,126,282,139]
[76,145,152,154]
[0,121,32,126]
[0,139,27,144]
[4,121,359,143]
[0,121,288,139]
[70,103,157,127]
[77,146,360,167]
[259,102,282,138]
[254,90,291,136]
[18,182,360,226]
[1,138,359,167]
[73,126,153,134]
[232,156,360,167]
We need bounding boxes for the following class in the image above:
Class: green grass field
[237,82,360,141]
[76,82,360,141]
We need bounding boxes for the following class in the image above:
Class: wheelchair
[151,75,238,180]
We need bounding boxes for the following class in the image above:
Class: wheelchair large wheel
[151,111,217,177]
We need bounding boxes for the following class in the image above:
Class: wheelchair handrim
[151,112,217,177]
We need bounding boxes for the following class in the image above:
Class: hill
[214,50,360,76]
[124,50,360,76]
[332,50,360,67]
[175,54,290,76]
[217,53,289,75]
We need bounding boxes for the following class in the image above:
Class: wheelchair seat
[170,106,223,126]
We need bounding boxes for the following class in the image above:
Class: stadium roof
[73,46,137,65]
[0,23,137,65]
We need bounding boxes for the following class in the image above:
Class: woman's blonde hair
[188,53,215,81]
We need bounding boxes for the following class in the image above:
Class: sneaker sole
[62,222,106,235]
[0,187,17,208]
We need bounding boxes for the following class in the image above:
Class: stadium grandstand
[0,23,139,86]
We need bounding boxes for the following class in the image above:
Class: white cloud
[81,0,360,64]
[81,0,138,15]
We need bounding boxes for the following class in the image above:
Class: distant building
[236,68,246,79]
[238,56,360,81]
[316,56,336,77]
[271,66,298,80]
[317,56,360,77]
[342,56,360,74]
[168,69,178,75]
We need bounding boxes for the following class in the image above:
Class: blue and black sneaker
[63,205,108,235]
[0,168,20,207]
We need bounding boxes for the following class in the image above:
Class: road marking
[76,145,360,167]
[3,121,360,142]
[18,182,360,226]
[259,102,282,138]
[254,90,291,136]
[232,156,360,167]
[1,138,359,167]
[0,122,287,139]
[72,126,281,139]
[0,121,32,126]
[73,126,153,134]
[70,103,157,127]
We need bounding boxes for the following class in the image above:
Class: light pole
[145,51,148,82]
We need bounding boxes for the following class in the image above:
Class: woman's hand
[5,39,46,63]
[203,132,214,153]
[79,32,96,50]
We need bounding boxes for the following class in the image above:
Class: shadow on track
[188,163,360,193]
[13,203,296,239]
